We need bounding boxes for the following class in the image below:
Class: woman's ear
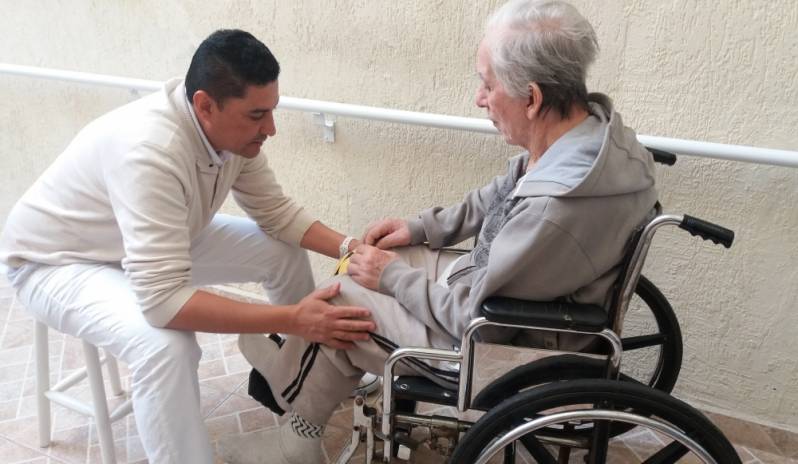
[526,82,543,119]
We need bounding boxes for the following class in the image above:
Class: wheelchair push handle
[679,215,734,248]
[647,147,677,166]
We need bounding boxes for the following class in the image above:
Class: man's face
[475,40,531,147]
[199,81,280,158]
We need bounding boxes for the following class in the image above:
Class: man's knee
[128,328,201,374]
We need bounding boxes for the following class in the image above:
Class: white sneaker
[352,372,381,396]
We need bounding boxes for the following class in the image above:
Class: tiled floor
[0,274,796,463]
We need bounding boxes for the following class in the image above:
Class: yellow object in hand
[334,251,354,276]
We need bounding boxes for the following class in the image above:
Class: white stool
[35,320,133,464]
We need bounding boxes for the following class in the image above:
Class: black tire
[472,275,682,412]
[451,379,740,464]
[621,275,682,393]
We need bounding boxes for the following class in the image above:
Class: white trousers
[8,214,315,464]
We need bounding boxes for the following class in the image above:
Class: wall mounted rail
[1,63,796,168]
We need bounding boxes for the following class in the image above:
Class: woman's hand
[347,244,400,291]
[292,283,375,349]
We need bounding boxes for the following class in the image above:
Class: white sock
[279,412,324,464]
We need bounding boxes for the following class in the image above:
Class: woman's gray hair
[486,0,598,118]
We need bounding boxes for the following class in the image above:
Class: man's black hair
[185,29,280,106]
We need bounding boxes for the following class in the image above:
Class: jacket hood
[514,93,656,199]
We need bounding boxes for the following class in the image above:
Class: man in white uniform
[0,29,375,463]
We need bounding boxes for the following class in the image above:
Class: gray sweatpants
[251,245,462,426]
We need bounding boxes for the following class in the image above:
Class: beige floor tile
[734,445,759,462]
[197,332,222,346]
[86,438,125,464]
[0,415,43,448]
[86,418,127,446]
[707,411,782,455]
[3,321,36,350]
[0,435,48,463]
[327,405,354,430]
[767,426,798,460]
[205,414,242,442]
[202,371,248,395]
[223,354,251,375]
[207,393,263,419]
[0,380,24,403]
[200,385,232,418]
[200,341,224,362]
[0,398,21,421]
[238,407,277,433]
[199,359,229,380]
[45,425,91,463]
[323,422,356,462]
[749,446,798,464]
[0,345,34,368]
[221,338,239,357]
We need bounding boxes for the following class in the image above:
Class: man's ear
[191,90,217,124]
[526,82,543,119]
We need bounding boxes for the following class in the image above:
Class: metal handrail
[2,62,796,168]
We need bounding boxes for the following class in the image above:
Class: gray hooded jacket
[378,94,658,344]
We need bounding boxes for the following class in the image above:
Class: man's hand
[292,283,375,349]
[363,218,411,249]
[347,244,400,291]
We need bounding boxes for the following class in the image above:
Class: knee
[128,329,201,375]
[317,275,361,306]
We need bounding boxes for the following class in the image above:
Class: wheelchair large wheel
[451,379,740,464]
[620,274,682,392]
[473,275,682,411]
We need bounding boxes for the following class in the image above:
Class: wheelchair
[335,149,741,463]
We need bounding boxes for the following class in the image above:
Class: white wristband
[339,236,356,258]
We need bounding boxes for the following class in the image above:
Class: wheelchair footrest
[481,297,608,332]
[393,376,458,406]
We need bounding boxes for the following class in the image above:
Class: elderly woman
[227,1,657,463]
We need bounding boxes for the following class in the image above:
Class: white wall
[1,0,797,430]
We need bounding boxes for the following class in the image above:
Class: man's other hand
[347,244,399,291]
[363,218,411,249]
[292,283,375,349]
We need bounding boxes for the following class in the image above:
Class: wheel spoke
[623,333,668,350]
[588,420,610,464]
[642,440,690,464]
[518,433,558,464]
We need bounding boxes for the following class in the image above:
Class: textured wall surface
[1,1,797,429]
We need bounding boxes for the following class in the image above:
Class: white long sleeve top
[0,78,316,327]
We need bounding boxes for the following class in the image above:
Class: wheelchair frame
[335,209,735,464]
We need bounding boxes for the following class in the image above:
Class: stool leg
[34,321,51,448]
[83,341,117,464]
[103,351,124,397]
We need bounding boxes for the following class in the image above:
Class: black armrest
[481,297,608,333]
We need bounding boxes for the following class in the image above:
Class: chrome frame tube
[393,413,472,431]
[382,347,462,462]
[613,214,683,333]
[458,318,623,411]
[474,409,718,464]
